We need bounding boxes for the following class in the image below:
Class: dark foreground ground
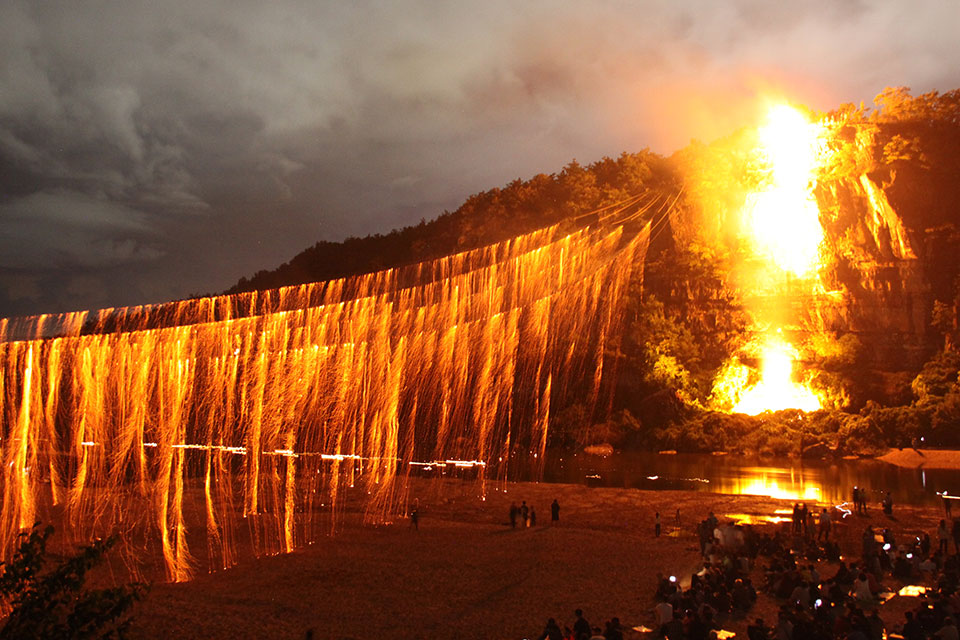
[126,480,943,639]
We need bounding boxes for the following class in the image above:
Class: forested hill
[220,87,960,455]
[225,151,677,294]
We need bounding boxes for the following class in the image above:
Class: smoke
[1,0,958,317]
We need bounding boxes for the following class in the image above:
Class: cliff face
[657,109,960,409]
[814,115,960,373]
[816,166,930,368]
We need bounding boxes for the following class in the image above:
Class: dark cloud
[1,0,958,318]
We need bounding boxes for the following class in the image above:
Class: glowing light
[0,199,659,583]
[730,337,821,414]
[742,104,828,277]
[710,103,831,415]
[739,480,820,502]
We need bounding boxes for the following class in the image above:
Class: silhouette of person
[529,506,537,527]
[573,609,591,640]
[537,617,563,640]
[521,501,529,527]
[551,499,560,525]
[509,503,518,528]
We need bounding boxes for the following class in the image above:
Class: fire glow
[742,104,828,278]
[0,199,657,582]
[712,104,830,414]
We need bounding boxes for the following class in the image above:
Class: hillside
[226,152,677,294]
[226,87,960,456]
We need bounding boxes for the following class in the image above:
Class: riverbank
[878,447,960,469]
[127,478,945,639]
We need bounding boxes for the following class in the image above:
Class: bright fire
[742,104,829,277]
[730,336,821,414]
[712,104,830,414]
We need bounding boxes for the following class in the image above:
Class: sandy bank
[878,447,960,469]
[125,479,945,640]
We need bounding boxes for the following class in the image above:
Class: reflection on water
[723,513,792,526]
[545,451,960,506]
[722,468,822,502]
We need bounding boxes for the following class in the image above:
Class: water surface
[543,451,960,507]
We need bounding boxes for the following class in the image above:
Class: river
[542,451,960,507]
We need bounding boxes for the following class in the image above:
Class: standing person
[792,503,801,533]
[818,508,832,542]
[551,499,560,526]
[799,503,809,535]
[853,486,860,514]
[509,503,518,529]
[939,519,950,555]
[862,526,877,561]
[573,609,591,640]
[675,508,681,527]
[935,617,959,640]
[536,618,563,640]
[654,601,673,633]
[410,499,420,530]
[655,511,661,537]
[883,491,893,516]
[521,501,529,527]
[604,617,624,640]
[529,506,537,527]
[747,618,768,640]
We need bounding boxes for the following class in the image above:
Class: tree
[0,524,144,640]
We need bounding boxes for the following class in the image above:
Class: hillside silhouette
[227,87,960,455]
[226,151,677,294]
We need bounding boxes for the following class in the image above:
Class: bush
[0,524,144,640]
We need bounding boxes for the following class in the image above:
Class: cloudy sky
[1,0,958,319]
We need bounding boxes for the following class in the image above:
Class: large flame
[730,336,821,414]
[712,104,829,414]
[742,104,828,277]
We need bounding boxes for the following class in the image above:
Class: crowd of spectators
[534,494,960,639]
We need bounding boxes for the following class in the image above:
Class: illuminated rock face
[0,214,650,581]
[815,165,930,364]
[667,107,948,412]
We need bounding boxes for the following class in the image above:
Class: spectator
[573,609,591,640]
[537,618,562,640]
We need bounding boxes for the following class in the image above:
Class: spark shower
[0,198,655,582]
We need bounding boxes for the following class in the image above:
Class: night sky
[2,1,959,320]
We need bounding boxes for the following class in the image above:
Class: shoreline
[127,479,947,639]
[876,447,960,470]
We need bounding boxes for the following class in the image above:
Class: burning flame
[729,336,821,414]
[712,104,830,414]
[742,104,828,277]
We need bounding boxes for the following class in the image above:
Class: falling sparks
[0,197,658,582]
[712,104,830,414]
